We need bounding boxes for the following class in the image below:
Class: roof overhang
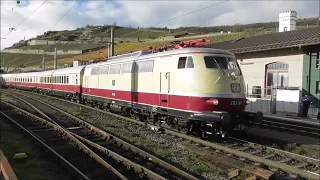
[299,43,320,54]
[232,42,320,55]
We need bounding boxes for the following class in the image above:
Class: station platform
[263,113,320,127]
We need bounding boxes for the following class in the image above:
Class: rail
[1,101,127,180]
[0,109,90,180]
[0,149,18,180]
[2,90,198,180]
[4,89,320,179]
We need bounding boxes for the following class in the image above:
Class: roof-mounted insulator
[148,38,211,53]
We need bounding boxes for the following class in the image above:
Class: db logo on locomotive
[231,83,241,93]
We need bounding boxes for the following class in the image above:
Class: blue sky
[1,0,319,49]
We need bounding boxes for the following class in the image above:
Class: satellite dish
[17,0,20,4]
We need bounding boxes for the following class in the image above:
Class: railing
[246,86,273,99]
[246,85,320,120]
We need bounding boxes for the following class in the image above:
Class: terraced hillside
[1,17,318,71]
[16,44,102,51]
[0,53,72,67]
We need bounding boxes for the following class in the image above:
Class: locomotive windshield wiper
[212,58,225,75]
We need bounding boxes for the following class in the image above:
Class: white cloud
[1,0,319,50]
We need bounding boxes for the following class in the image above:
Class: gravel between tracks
[9,90,230,180]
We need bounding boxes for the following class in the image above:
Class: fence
[245,86,319,120]
[246,86,272,99]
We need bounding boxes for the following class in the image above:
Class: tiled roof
[210,26,320,54]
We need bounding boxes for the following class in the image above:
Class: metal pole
[110,22,116,57]
[54,48,57,70]
[42,54,45,71]
[108,42,110,58]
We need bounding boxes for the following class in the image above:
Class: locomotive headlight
[213,99,219,105]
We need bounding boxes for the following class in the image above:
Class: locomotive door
[160,72,170,107]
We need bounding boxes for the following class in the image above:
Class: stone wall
[1,49,82,55]
[27,36,175,46]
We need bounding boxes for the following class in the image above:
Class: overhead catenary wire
[5,0,271,69]
[118,0,230,38]
[4,0,49,38]
[5,0,80,67]
[72,0,231,54]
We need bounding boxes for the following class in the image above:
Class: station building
[210,26,320,106]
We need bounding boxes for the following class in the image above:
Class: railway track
[250,119,320,139]
[3,89,320,180]
[1,90,199,180]
[0,103,123,180]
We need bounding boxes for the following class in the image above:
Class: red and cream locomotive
[0,39,263,138]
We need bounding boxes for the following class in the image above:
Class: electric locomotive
[80,39,263,138]
[0,39,263,139]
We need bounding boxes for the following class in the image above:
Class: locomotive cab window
[178,56,194,69]
[204,56,240,70]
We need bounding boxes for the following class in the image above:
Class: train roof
[37,70,55,76]
[85,47,234,67]
[0,74,14,78]
[15,72,40,77]
[52,65,86,75]
[139,47,234,59]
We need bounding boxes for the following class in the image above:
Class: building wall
[236,49,304,96]
[302,52,320,106]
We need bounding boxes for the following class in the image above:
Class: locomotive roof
[85,47,234,67]
[52,65,86,75]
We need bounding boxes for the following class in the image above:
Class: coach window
[66,76,69,84]
[136,60,154,73]
[109,64,121,74]
[121,63,133,73]
[99,66,109,74]
[178,57,187,69]
[91,67,99,75]
[186,56,194,68]
[64,76,66,84]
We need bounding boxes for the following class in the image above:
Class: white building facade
[279,10,297,32]
[237,52,304,97]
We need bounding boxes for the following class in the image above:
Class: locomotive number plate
[231,83,241,93]
[230,100,242,106]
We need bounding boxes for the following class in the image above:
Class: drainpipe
[308,52,312,93]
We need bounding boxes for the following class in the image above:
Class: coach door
[160,72,170,107]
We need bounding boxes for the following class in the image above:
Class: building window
[265,62,289,95]
[316,81,320,95]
